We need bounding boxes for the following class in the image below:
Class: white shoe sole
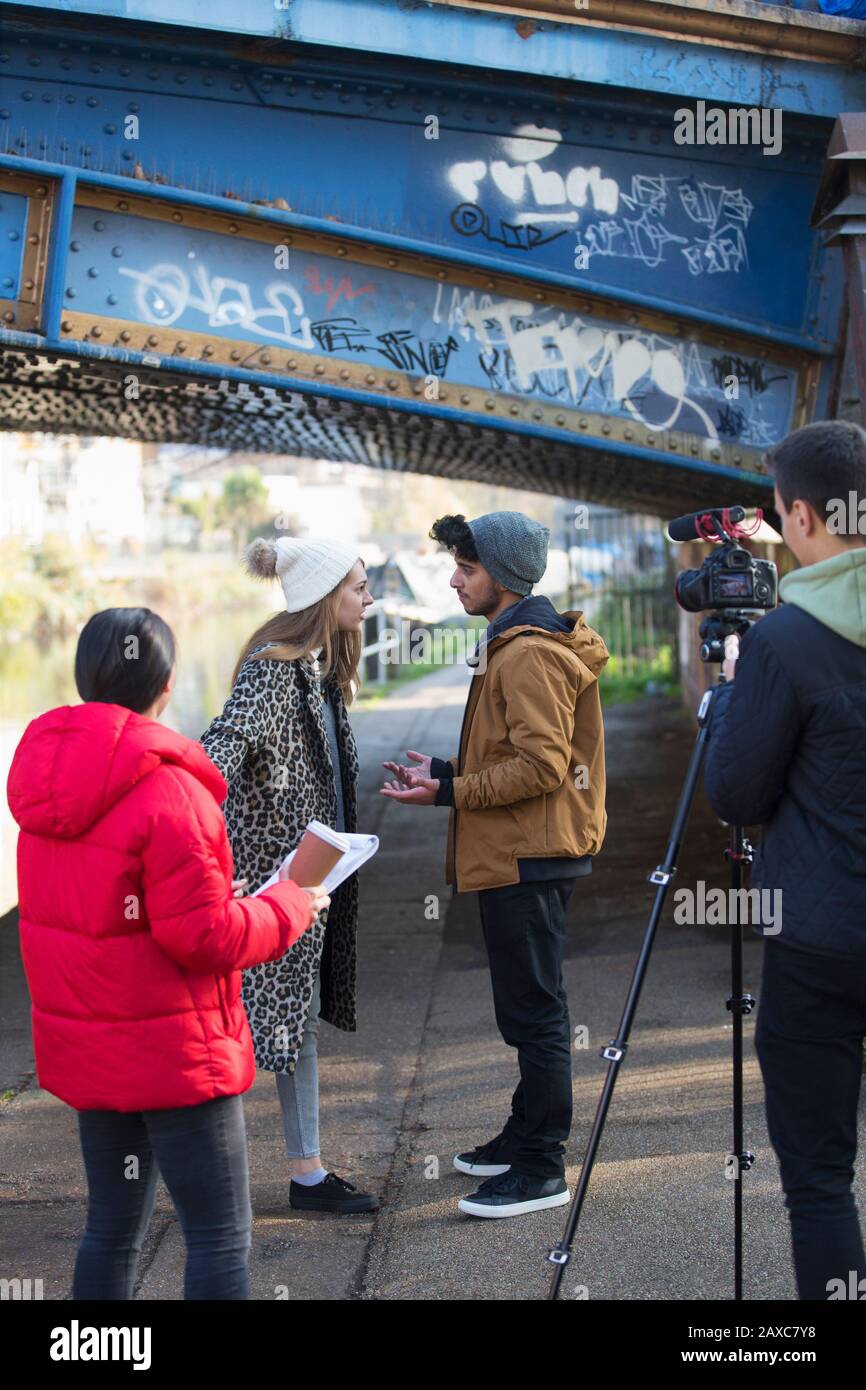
[453,1156,511,1176]
[458,1188,571,1218]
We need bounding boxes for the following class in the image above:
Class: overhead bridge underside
[0,346,776,516]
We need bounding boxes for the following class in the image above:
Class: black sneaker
[458,1170,570,1218]
[453,1133,513,1177]
[289,1172,379,1214]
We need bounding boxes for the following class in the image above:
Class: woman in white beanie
[201,535,377,1214]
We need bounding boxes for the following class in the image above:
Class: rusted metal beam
[426,0,866,63]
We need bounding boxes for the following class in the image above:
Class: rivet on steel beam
[601,423,611,435]
[690,444,699,456]
[733,454,742,464]
[436,271,446,280]
[628,314,638,326]
[91,326,102,337]
[534,293,545,302]
[261,353,271,364]
[578,418,588,428]
[118,201,129,211]
[120,330,131,342]
[337,247,347,257]
[669,440,678,450]
[147,335,159,347]
[314,364,325,375]
[340,369,350,381]
[710,448,721,460]
[461,394,471,405]
[230,350,241,361]
[486,281,495,290]
[177,341,187,352]
[386,378,398,389]
[286,358,297,369]
[439,390,448,400]
[582,302,592,313]
[202,346,214,357]
[365,373,375,385]
[228,223,238,234]
[172,212,183,223]
[509,404,520,416]
[646,434,655,446]
[24,279,33,290]
[387,258,397,268]
[624,428,633,440]
[555,415,566,426]
[532,409,543,421]
[36,185,46,195]
[61,320,72,332]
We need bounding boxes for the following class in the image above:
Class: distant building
[0,434,148,550]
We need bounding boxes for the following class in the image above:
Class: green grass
[599,644,678,707]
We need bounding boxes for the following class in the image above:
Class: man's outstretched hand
[381,749,432,784]
[380,771,440,805]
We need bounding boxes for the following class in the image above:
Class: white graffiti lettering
[118,261,314,349]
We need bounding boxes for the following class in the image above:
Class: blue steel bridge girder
[0,8,853,513]
[7,0,866,119]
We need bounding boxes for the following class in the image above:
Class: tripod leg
[725,826,756,1302]
[547,685,722,1300]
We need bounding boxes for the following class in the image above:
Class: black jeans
[73,1093,252,1300]
[755,940,866,1300]
[477,878,576,1181]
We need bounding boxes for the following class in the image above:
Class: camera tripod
[548,615,759,1301]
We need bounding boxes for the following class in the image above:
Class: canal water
[0,603,270,915]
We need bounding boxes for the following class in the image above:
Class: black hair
[768,420,866,532]
[429,514,478,562]
[75,607,176,714]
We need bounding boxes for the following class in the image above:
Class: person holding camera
[704,420,866,1300]
[381,511,608,1218]
[7,608,328,1300]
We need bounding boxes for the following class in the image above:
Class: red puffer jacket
[7,701,313,1112]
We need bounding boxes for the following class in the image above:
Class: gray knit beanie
[468,511,550,595]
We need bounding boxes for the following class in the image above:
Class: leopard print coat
[201,647,359,1074]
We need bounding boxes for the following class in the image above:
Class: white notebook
[253,820,379,895]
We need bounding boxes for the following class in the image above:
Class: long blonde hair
[233,539,363,706]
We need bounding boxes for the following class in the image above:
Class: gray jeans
[274,969,321,1160]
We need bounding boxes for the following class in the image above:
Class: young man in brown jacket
[381,510,608,1217]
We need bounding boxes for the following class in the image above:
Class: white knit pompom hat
[244,536,360,613]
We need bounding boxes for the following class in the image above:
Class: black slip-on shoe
[289,1172,379,1214]
[453,1134,513,1177]
[458,1170,570,1218]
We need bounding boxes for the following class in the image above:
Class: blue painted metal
[0,188,27,297]
[9,0,864,118]
[0,32,845,347]
[0,6,851,502]
[61,201,800,452]
[41,169,75,335]
[0,151,841,355]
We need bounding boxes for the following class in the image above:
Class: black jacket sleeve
[703,619,803,826]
